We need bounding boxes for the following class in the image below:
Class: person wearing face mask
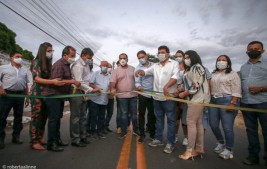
[134,50,155,143]
[0,51,30,149]
[240,41,267,166]
[110,53,139,139]
[135,45,179,154]
[29,42,67,150]
[42,46,81,152]
[208,55,241,159]
[88,61,110,139]
[69,48,101,147]
[177,50,210,160]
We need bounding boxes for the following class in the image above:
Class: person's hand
[73,80,81,88]
[110,89,116,97]
[52,78,66,86]
[0,88,6,96]
[25,97,30,107]
[163,87,170,97]
[92,87,102,94]
[249,86,262,94]
[135,70,145,77]
[226,103,235,112]
[137,86,144,92]
[178,90,189,99]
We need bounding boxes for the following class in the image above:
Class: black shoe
[98,133,106,139]
[81,138,90,144]
[118,133,126,139]
[57,139,68,146]
[138,136,145,144]
[12,137,23,144]
[102,130,108,135]
[106,128,112,132]
[0,140,5,149]
[133,130,140,136]
[243,156,259,165]
[47,143,64,152]
[71,142,87,147]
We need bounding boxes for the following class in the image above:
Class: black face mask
[246,50,261,59]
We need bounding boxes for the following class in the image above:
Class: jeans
[208,96,238,149]
[105,98,114,129]
[0,96,24,140]
[89,101,107,134]
[86,100,91,133]
[44,98,64,145]
[117,97,138,135]
[138,95,155,138]
[69,91,87,143]
[116,98,121,129]
[154,100,176,145]
[241,102,267,160]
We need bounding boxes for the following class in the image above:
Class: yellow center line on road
[136,137,147,169]
[116,132,133,169]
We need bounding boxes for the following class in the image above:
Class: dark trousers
[138,95,155,138]
[89,101,107,134]
[0,96,25,140]
[105,98,114,129]
[44,98,64,145]
[241,102,267,160]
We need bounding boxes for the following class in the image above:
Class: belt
[5,90,24,94]
[212,94,231,98]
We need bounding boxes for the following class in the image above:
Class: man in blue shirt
[135,50,155,143]
[240,41,267,166]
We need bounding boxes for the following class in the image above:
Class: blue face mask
[85,59,92,65]
[101,66,107,73]
[139,58,146,65]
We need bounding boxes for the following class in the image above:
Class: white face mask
[13,58,23,65]
[184,58,191,66]
[158,54,166,62]
[107,68,112,73]
[120,59,127,66]
[175,57,183,63]
[85,59,92,65]
[217,61,228,70]
[46,52,53,59]
[67,57,75,64]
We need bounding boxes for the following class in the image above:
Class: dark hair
[31,42,52,79]
[185,50,203,70]
[247,41,264,49]
[176,50,185,56]
[137,50,146,56]
[119,53,128,59]
[9,51,22,57]
[158,45,170,53]
[62,45,76,57]
[81,47,94,57]
[213,55,232,74]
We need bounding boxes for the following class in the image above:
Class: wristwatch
[230,100,237,105]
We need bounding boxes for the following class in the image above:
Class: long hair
[212,55,232,74]
[31,42,52,79]
[184,50,203,71]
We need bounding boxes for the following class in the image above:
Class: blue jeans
[241,102,267,160]
[117,97,138,135]
[44,98,64,145]
[154,100,176,145]
[89,101,107,134]
[208,96,238,149]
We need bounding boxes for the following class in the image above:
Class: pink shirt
[110,65,137,98]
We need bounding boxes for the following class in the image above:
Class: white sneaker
[163,144,174,154]
[148,139,164,147]
[219,148,233,159]
[214,143,225,154]
[182,138,188,146]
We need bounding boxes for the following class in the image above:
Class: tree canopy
[0,22,33,61]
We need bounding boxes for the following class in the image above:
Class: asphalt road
[0,106,265,169]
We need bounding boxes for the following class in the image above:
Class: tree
[0,22,33,61]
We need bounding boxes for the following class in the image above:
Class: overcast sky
[1,0,267,71]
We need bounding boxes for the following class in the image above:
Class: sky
[0,0,267,71]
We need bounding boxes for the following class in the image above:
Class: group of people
[0,40,266,166]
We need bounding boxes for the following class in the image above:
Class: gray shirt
[0,64,29,91]
[240,57,267,104]
[89,70,110,105]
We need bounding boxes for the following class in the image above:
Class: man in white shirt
[136,45,178,154]
[69,48,101,147]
